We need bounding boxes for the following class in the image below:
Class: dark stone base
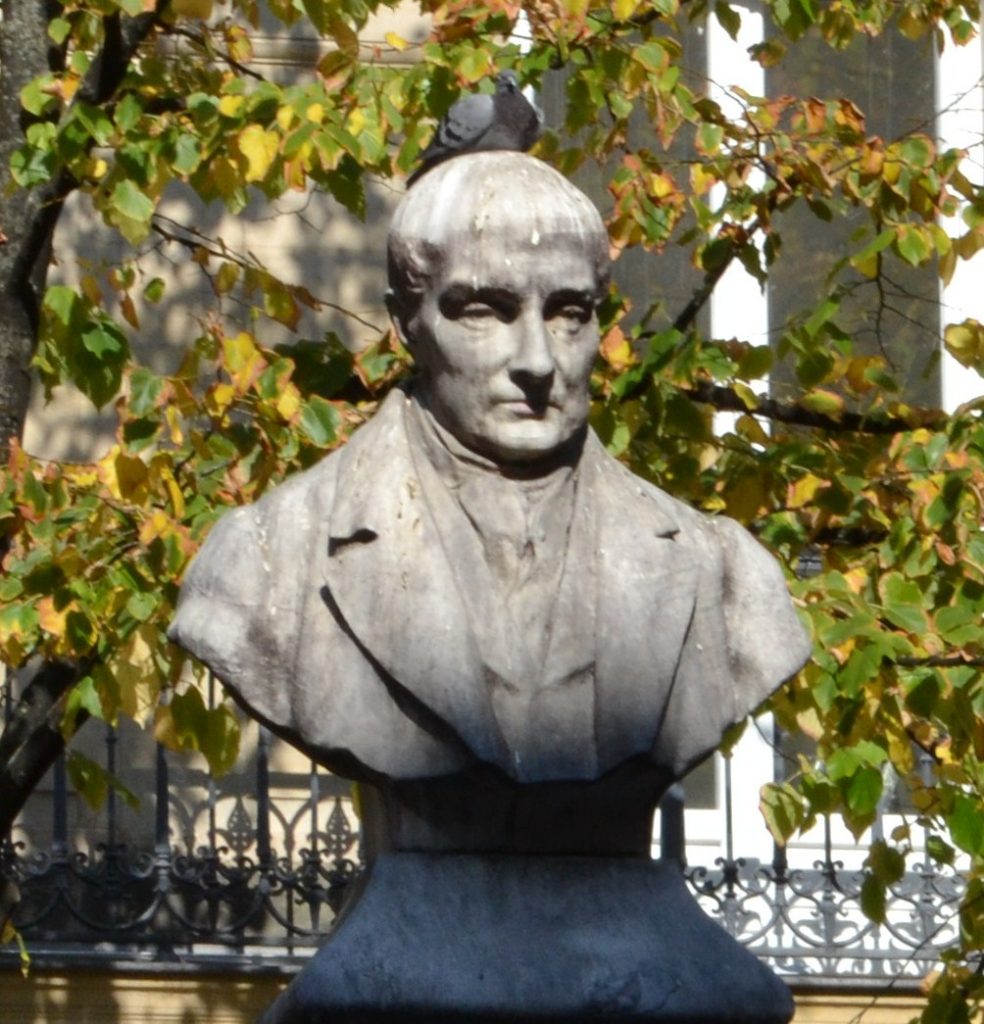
[259,852,793,1024]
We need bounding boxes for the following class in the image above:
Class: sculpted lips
[495,396,561,416]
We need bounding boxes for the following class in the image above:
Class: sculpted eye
[545,291,594,325]
[545,295,594,331]
[459,303,499,320]
[439,287,518,324]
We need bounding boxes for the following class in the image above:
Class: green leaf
[115,93,143,133]
[944,319,984,371]
[111,179,155,223]
[143,278,166,303]
[82,323,127,358]
[48,17,72,44]
[866,838,905,885]
[156,688,240,777]
[759,782,808,844]
[850,228,894,278]
[714,1,742,40]
[129,368,164,415]
[950,793,984,857]
[697,122,724,156]
[926,834,956,866]
[300,395,341,447]
[880,571,928,633]
[63,675,106,729]
[895,224,933,267]
[172,132,201,175]
[126,590,158,622]
[44,286,80,327]
[635,41,669,73]
[860,873,887,924]
[75,103,115,146]
[66,750,140,811]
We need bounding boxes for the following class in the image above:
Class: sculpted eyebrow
[547,288,597,307]
[439,283,520,313]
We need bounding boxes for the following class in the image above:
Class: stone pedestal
[260,852,793,1024]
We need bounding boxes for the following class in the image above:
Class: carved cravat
[406,399,598,778]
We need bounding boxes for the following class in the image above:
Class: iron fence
[0,710,965,985]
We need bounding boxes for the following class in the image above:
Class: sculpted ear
[386,290,416,352]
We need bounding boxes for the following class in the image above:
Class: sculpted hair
[387,152,611,322]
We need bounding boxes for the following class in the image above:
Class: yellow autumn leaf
[38,596,69,638]
[60,75,80,103]
[276,105,295,131]
[614,0,639,19]
[98,446,149,502]
[219,94,245,118]
[172,0,213,18]
[277,385,301,421]
[65,465,98,487]
[238,124,279,183]
[732,381,759,410]
[698,444,720,473]
[844,567,868,594]
[690,164,717,197]
[80,274,102,305]
[150,460,186,519]
[787,473,823,509]
[305,103,325,124]
[347,107,366,138]
[385,32,409,51]
[139,508,173,546]
[649,171,677,199]
[223,331,265,389]
[600,326,633,371]
[794,705,824,741]
[114,625,164,728]
[165,405,184,445]
[208,382,236,414]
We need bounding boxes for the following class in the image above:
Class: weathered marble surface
[258,852,794,1024]
[169,152,811,1023]
[170,154,809,799]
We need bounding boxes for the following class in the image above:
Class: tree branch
[684,379,947,435]
[0,2,166,452]
[0,660,89,837]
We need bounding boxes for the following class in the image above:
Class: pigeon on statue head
[407,71,544,187]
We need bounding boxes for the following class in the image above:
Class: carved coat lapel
[322,392,508,768]
[585,438,700,776]
[323,392,700,780]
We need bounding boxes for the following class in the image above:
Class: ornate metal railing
[0,711,965,984]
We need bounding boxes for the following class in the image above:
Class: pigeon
[407,71,544,186]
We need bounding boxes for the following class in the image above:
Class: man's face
[401,232,602,463]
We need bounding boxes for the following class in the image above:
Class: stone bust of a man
[170,153,810,854]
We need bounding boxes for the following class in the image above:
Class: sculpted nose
[511,312,555,382]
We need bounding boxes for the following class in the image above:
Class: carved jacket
[169,388,811,785]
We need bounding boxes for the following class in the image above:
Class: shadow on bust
[169,152,811,1023]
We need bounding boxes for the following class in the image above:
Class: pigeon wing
[482,89,542,152]
[408,93,496,184]
[434,92,495,150]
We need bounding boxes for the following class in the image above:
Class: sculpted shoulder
[167,444,343,726]
[590,437,812,704]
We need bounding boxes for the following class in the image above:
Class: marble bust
[170,153,808,811]
[170,152,810,1023]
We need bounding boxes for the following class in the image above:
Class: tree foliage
[2,0,984,1014]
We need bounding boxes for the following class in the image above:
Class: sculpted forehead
[390,153,610,282]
